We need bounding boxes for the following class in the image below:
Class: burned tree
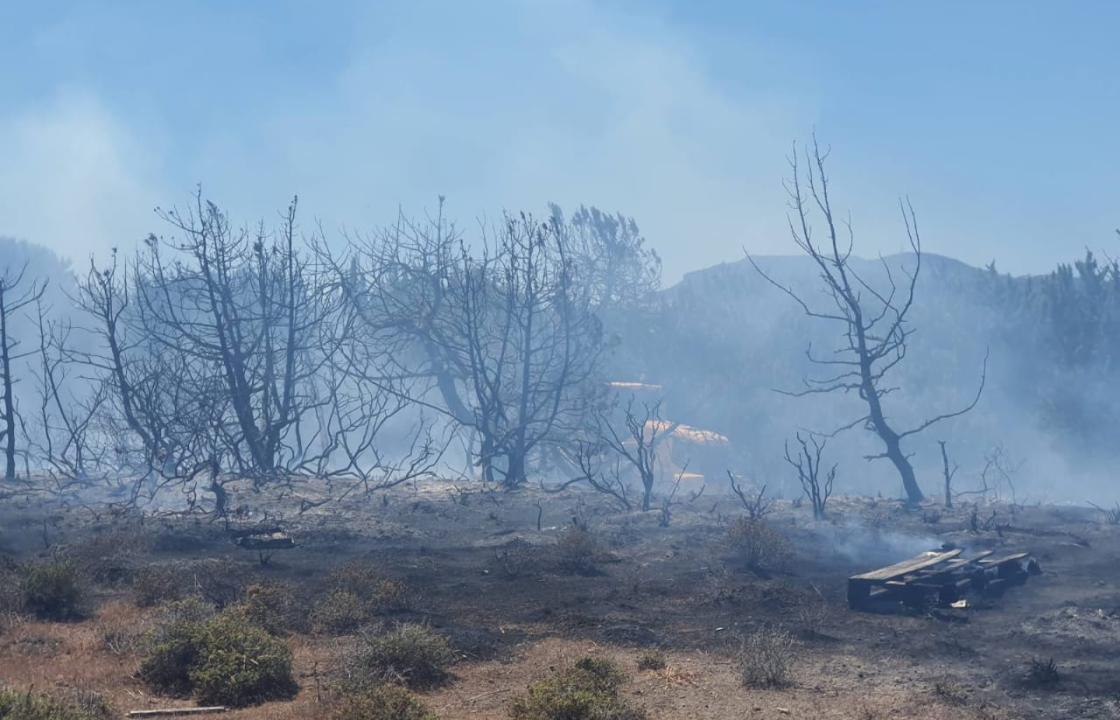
[29,296,106,484]
[132,193,334,478]
[727,470,774,519]
[598,398,669,512]
[451,215,602,487]
[783,432,835,519]
[939,440,958,509]
[328,207,604,489]
[543,438,632,510]
[0,264,45,481]
[750,137,986,504]
[71,193,440,510]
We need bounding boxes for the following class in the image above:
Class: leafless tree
[0,264,45,482]
[28,296,107,484]
[749,136,987,504]
[727,470,774,519]
[326,205,604,489]
[783,432,836,519]
[599,398,671,511]
[543,438,632,510]
[71,193,441,512]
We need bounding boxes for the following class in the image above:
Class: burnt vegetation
[0,140,1118,720]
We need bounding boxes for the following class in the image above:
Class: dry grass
[738,627,796,688]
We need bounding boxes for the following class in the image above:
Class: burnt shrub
[556,527,598,574]
[347,624,455,690]
[738,627,795,688]
[725,518,792,572]
[21,558,86,620]
[1024,657,1060,688]
[330,684,437,720]
[509,657,645,720]
[0,688,115,720]
[139,609,297,707]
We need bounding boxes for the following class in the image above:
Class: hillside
[611,252,1109,502]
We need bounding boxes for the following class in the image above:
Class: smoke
[806,520,945,568]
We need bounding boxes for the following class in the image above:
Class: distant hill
[609,252,1111,502]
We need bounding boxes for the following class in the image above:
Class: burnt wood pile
[848,548,1040,611]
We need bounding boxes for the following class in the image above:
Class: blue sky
[1,1,1117,282]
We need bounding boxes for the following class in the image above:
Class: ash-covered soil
[1,479,1118,719]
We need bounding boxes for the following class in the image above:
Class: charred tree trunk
[0,289,16,482]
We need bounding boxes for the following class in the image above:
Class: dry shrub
[21,557,87,620]
[97,601,152,656]
[330,684,437,720]
[347,624,455,690]
[134,558,248,609]
[738,627,795,688]
[0,687,114,720]
[794,598,831,636]
[726,518,792,572]
[313,590,370,635]
[71,525,151,587]
[509,657,646,720]
[233,582,308,636]
[327,561,386,596]
[132,565,183,607]
[556,527,598,574]
[188,558,249,608]
[312,563,411,635]
[1,557,23,619]
[931,677,969,705]
[139,608,297,707]
[635,650,666,671]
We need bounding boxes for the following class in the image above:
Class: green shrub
[331,684,437,720]
[138,618,203,697]
[726,518,792,571]
[348,624,455,689]
[0,688,114,720]
[138,609,297,707]
[21,558,85,620]
[189,613,298,706]
[509,657,645,720]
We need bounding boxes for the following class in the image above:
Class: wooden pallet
[848,548,1037,611]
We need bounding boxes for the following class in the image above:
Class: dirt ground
[1,477,1119,720]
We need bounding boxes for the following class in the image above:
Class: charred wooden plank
[850,549,962,582]
[128,708,227,718]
